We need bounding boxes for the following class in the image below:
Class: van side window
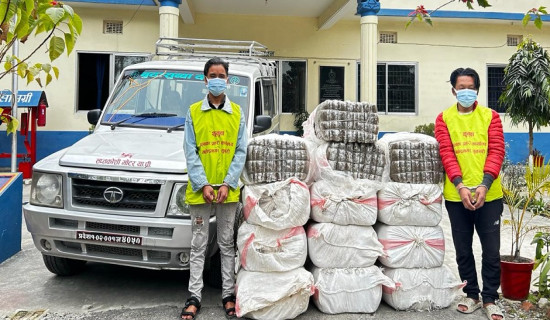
[254,80,262,118]
[262,79,276,116]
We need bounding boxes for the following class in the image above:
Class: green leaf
[46,7,65,24]
[71,13,83,35]
[17,62,28,78]
[52,66,59,79]
[49,36,65,61]
[63,5,74,17]
[25,0,34,12]
[26,72,34,85]
[41,63,51,73]
[4,61,12,72]
[35,77,43,87]
[534,17,543,29]
[467,2,474,10]
[64,32,74,55]
[425,18,433,27]
[46,73,52,86]
[0,0,18,26]
[522,14,531,26]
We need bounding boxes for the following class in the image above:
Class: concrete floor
[1,182,548,319]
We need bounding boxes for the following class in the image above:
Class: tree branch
[0,24,58,81]
[430,0,457,15]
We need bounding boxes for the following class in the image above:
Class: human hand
[216,185,229,204]
[458,185,476,211]
[202,185,215,203]
[473,185,487,210]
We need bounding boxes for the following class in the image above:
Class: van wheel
[204,250,222,288]
[42,254,86,276]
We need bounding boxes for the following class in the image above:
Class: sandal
[484,303,505,320]
[222,294,237,319]
[181,297,201,320]
[456,296,482,314]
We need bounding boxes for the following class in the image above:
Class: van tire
[42,255,87,276]
[204,250,222,288]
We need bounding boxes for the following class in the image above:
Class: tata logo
[103,187,124,204]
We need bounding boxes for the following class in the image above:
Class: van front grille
[72,178,161,212]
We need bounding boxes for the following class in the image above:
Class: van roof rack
[156,37,271,58]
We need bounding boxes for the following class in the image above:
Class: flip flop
[484,303,505,320]
[456,296,482,314]
[222,294,237,319]
[181,297,201,320]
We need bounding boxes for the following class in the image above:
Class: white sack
[311,265,395,314]
[382,265,465,311]
[237,222,307,272]
[243,178,310,230]
[310,179,378,226]
[377,182,443,226]
[236,268,314,320]
[307,222,384,268]
[376,224,445,268]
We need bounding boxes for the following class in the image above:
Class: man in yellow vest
[435,68,505,320]
[181,57,247,320]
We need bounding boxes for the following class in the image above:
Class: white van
[23,38,279,286]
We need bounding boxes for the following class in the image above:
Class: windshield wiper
[167,123,185,133]
[110,112,177,130]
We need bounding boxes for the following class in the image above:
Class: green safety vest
[442,104,503,202]
[185,100,242,205]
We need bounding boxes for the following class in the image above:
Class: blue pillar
[357,0,381,17]
[158,0,181,8]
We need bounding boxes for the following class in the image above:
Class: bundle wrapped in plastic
[376,224,445,268]
[310,179,378,226]
[243,178,310,230]
[235,268,314,320]
[307,222,384,268]
[377,182,443,226]
[382,266,465,311]
[378,132,444,184]
[237,222,307,272]
[312,100,379,144]
[242,134,312,185]
[313,142,385,182]
[311,266,395,314]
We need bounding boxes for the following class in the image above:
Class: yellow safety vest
[185,100,241,204]
[442,104,503,202]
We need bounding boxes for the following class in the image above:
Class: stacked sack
[304,100,394,314]
[236,134,314,320]
[376,132,464,311]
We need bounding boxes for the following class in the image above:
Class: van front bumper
[23,203,218,270]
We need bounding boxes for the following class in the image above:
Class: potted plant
[531,231,550,301]
[501,161,550,300]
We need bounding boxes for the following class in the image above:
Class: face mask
[456,89,477,108]
[207,78,227,97]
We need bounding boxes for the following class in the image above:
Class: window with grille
[279,60,307,113]
[507,35,522,47]
[104,21,123,34]
[487,66,507,113]
[377,63,417,113]
[380,32,397,44]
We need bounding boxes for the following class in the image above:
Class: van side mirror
[253,115,272,134]
[87,109,101,125]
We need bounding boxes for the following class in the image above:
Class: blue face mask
[456,89,477,108]
[207,78,227,97]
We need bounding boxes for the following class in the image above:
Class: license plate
[76,231,142,245]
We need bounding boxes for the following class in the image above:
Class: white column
[360,15,378,105]
[159,6,180,39]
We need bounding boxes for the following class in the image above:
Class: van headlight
[167,183,190,218]
[30,172,63,208]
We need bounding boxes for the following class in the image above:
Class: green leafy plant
[293,110,309,137]
[0,0,82,87]
[502,162,550,262]
[532,231,550,299]
[413,122,435,137]
[0,106,18,134]
[500,37,550,157]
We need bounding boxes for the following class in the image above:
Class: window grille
[104,21,123,34]
[507,35,522,47]
[380,32,397,44]
[487,66,507,113]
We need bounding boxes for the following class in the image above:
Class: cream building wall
[1,1,549,164]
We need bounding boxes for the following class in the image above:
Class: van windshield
[101,69,250,129]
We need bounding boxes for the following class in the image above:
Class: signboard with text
[319,66,345,103]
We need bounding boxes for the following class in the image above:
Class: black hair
[449,67,480,90]
[203,57,229,76]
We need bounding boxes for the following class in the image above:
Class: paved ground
[1,182,549,320]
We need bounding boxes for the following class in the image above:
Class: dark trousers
[445,199,503,304]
